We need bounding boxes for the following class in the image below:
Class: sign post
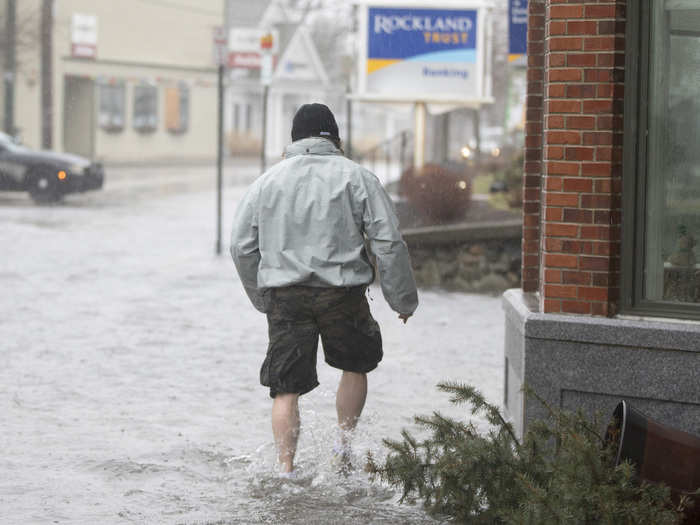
[213,25,227,255]
[346,85,353,159]
[259,32,274,173]
[414,102,426,169]
[3,0,16,135]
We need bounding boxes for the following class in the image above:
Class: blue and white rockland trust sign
[508,0,528,60]
[367,7,479,97]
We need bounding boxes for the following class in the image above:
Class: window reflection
[645,3,700,303]
[98,80,126,132]
[133,83,158,133]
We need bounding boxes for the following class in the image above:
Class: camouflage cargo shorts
[260,285,383,398]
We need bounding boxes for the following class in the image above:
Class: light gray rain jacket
[230,137,418,316]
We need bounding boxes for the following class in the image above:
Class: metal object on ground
[608,401,700,522]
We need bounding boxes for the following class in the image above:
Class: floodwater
[1,165,505,524]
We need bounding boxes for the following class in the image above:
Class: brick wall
[521,0,546,293]
[521,0,626,316]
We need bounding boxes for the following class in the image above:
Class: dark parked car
[0,133,104,203]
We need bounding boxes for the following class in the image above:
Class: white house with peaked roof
[258,1,302,28]
[225,0,413,163]
[2,0,225,163]
[264,26,331,157]
[225,0,340,160]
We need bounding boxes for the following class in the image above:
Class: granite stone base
[503,289,700,439]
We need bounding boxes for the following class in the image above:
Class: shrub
[400,163,473,224]
[367,382,690,524]
[504,153,524,209]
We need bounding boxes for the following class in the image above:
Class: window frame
[133,82,159,134]
[178,83,190,133]
[245,103,252,133]
[98,80,126,133]
[233,102,240,132]
[621,0,700,320]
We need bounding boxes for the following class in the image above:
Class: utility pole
[260,83,269,172]
[215,0,232,255]
[472,107,481,162]
[345,86,352,159]
[260,35,273,173]
[413,102,426,170]
[3,0,16,135]
[40,0,53,149]
[216,61,224,255]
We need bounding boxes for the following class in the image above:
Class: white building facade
[3,0,223,163]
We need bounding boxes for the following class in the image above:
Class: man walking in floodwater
[230,103,418,476]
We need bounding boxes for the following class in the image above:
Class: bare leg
[271,393,300,473]
[336,371,367,449]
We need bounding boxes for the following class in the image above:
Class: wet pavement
[1,162,505,524]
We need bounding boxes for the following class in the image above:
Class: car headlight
[69,164,87,174]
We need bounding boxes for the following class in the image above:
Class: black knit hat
[291,103,340,142]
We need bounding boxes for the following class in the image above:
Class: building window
[232,102,252,133]
[245,103,252,132]
[623,0,700,319]
[98,80,125,132]
[233,103,240,132]
[133,83,158,133]
[165,83,189,134]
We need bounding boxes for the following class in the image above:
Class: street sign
[228,28,278,69]
[71,14,97,59]
[508,0,528,61]
[357,4,491,103]
[213,26,227,66]
[261,33,274,51]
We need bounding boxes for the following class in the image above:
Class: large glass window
[624,0,700,318]
[232,102,252,133]
[98,80,125,132]
[133,83,158,133]
[245,103,252,133]
[233,103,240,132]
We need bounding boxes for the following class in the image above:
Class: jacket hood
[284,137,341,159]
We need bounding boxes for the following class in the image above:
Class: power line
[134,0,221,17]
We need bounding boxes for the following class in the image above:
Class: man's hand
[398,313,412,324]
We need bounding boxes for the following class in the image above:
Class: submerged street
[1,165,505,524]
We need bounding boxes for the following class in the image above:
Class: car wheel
[29,169,62,204]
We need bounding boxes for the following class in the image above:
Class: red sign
[260,33,274,50]
[71,43,97,59]
[228,52,261,69]
[228,52,278,70]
